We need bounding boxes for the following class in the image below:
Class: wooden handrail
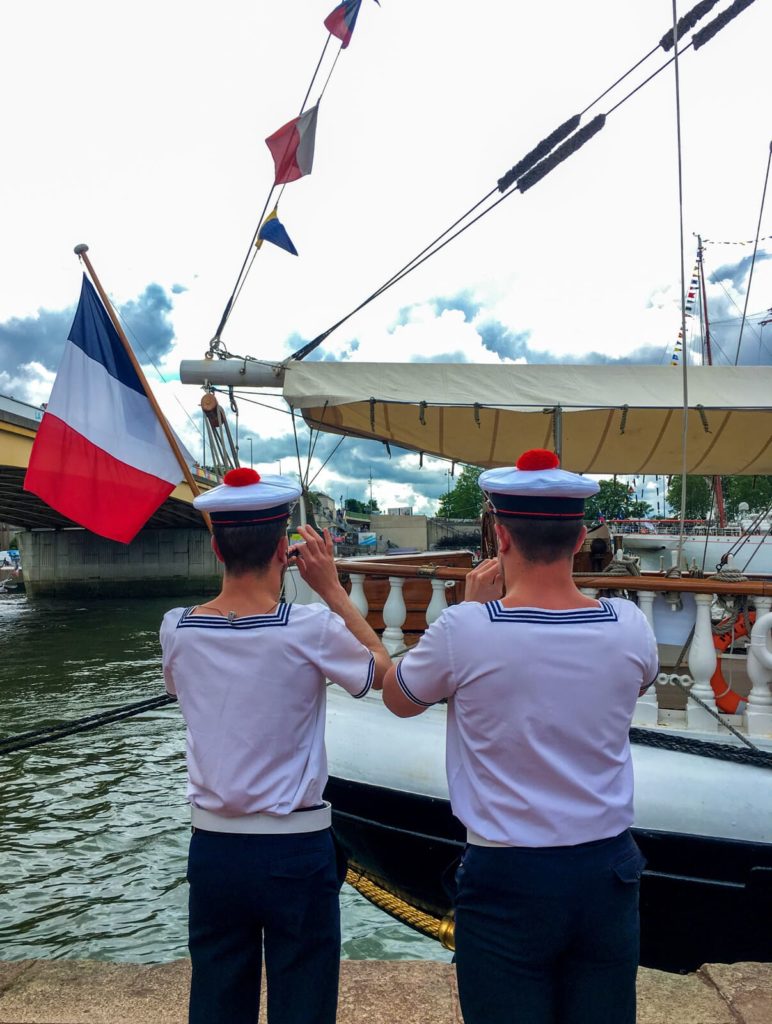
[336,560,467,581]
[334,559,772,597]
[572,575,772,597]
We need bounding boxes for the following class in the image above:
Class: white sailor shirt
[395,597,659,847]
[160,602,374,817]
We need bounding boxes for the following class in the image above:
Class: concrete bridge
[0,395,220,597]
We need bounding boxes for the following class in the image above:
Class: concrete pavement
[0,958,770,1023]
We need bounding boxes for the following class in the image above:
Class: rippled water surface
[0,593,448,963]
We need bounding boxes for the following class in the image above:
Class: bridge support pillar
[18,527,222,598]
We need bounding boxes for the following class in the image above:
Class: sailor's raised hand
[464,557,505,603]
[290,525,345,600]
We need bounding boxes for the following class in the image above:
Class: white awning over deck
[284,363,772,475]
[180,360,772,474]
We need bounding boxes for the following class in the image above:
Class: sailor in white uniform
[161,467,390,1024]
[383,449,659,1024]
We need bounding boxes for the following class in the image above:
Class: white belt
[191,801,332,835]
[466,829,513,848]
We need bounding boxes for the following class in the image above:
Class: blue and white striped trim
[351,655,376,699]
[485,598,619,624]
[395,659,436,708]
[176,603,292,629]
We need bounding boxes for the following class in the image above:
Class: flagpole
[73,244,212,533]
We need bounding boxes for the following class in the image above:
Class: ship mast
[697,235,727,529]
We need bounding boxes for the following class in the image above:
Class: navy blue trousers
[186,828,344,1024]
[454,830,645,1024]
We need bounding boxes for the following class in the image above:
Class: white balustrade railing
[339,562,772,740]
[381,577,407,656]
[686,593,720,732]
[633,590,658,726]
[747,603,772,737]
[348,573,368,619]
[426,579,453,626]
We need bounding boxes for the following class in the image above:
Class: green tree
[344,497,380,514]
[584,479,652,521]
[665,475,714,520]
[723,476,772,520]
[437,465,483,519]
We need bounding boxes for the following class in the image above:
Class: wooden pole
[73,244,212,533]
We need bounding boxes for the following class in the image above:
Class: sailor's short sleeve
[317,609,376,699]
[159,611,179,695]
[393,612,456,708]
[639,613,660,695]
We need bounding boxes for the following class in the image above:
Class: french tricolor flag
[324,0,362,48]
[265,104,319,186]
[24,275,188,544]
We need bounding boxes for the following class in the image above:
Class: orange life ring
[710,612,755,713]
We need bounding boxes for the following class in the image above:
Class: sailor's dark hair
[495,515,584,564]
[212,517,288,576]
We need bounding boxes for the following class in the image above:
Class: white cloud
[0,363,56,407]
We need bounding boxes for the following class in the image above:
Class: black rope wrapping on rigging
[693,0,757,48]
[518,115,606,193]
[0,695,177,756]
[660,0,720,50]
[630,725,772,770]
[497,115,581,193]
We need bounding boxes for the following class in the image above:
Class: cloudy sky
[1,1,770,514]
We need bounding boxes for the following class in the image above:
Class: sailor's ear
[493,522,511,553]
[573,525,588,555]
[277,534,290,564]
[210,535,224,564]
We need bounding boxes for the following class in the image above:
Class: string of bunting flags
[254,1,380,259]
[703,234,772,246]
[670,256,700,366]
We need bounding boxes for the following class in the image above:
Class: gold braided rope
[345,864,456,951]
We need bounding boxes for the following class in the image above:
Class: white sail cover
[281,362,772,474]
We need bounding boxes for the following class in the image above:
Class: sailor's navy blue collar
[176,603,291,629]
[485,598,618,624]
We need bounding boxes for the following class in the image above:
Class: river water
[0,593,448,963]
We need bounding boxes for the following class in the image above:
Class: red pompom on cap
[224,468,261,487]
[516,449,560,471]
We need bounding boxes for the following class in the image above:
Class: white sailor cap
[193,468,302,525]
[479,449,599,521]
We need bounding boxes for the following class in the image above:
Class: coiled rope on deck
[710,567,754,637]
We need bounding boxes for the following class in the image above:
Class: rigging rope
[210,33,335,349]
[732,141,772,365]
[671,0,691,574]
[2,683,769,766]
[0,695,177,757]
[629,725,771,766]
[289,0,752,363]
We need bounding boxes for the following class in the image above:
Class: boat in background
[612,517,772,575]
